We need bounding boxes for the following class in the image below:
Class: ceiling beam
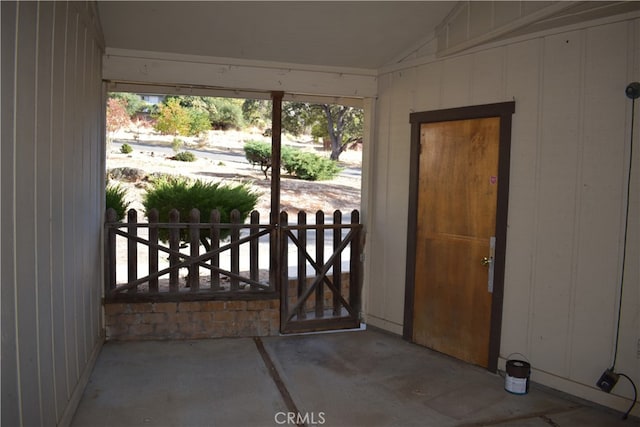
[103,48,378,99]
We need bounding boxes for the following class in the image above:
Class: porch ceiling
[96,1,456,71]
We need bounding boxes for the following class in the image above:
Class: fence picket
[210,209,221,291]
[105,208,117,291]
[148,209,159,292]
[332,210,342,315]
[127,209,138,294]
[189,208,200,291]
[230,209,241,291]
[315,210,325,318]
[250,211,260,291]
[280,211,289,321]
[270,211,279,293]
[350,210,361,313]
[169,209,180,292]
[297,211,307,319]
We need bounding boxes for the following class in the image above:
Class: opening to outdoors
[106,93,362,216]
[104,91,363,295]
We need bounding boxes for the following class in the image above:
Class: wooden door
[412,117,500,367]
[405,102,514,371]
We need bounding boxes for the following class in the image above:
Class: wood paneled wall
[367,16,639,414]
[1,2,105,425]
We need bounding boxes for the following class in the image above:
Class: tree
[165,95,208,110]
[187,108,212,137]
[281,102,363,161]
[321,104,363,160]
[161,96,211,136]
[109,92,149,117]
[153,98,191,136]
[164,95,245,130]
[207,97,245,129]
[106,98,131,141]
[242,99,272,128]
[282,102,313,136]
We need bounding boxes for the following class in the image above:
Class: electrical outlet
[596,369,619,393]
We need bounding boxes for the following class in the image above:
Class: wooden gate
[279,210,363,333]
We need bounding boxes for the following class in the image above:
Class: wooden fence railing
[104,208,362,307]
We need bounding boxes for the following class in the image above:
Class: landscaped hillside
[106,126,362,218]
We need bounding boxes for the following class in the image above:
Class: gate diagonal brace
[285,229,357,321]
[111,228,271,292]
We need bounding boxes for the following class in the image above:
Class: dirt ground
[106,127,362,218]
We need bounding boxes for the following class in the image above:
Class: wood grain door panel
[413,117,500,368]
[414,236,492,366]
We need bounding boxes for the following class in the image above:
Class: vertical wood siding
[1,2,104,425]
[369,17,639,411]
[1,2,19,425]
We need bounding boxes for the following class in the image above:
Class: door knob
[481,257,493,266]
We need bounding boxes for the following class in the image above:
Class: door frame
[403,101,515,372]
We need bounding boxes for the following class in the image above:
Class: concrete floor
[71,329,638,427]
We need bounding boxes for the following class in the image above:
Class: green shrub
[280,146,297,174]
[105,183,130,221]
[311,122,328,142]
[244,141,340,181]
[171,138,184,153]
[187,108,212,136]
[120,143,133,154]
[244,141,297,179]
[208,98,245,130]
[172,151,196,162]
[142,177,259,244]
[244,140,272,179]
[146,172,176,184]
[282,151,342,181]
[242,99,271,128]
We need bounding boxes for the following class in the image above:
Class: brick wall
[104,273,356,340]
[105,300,280,340]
